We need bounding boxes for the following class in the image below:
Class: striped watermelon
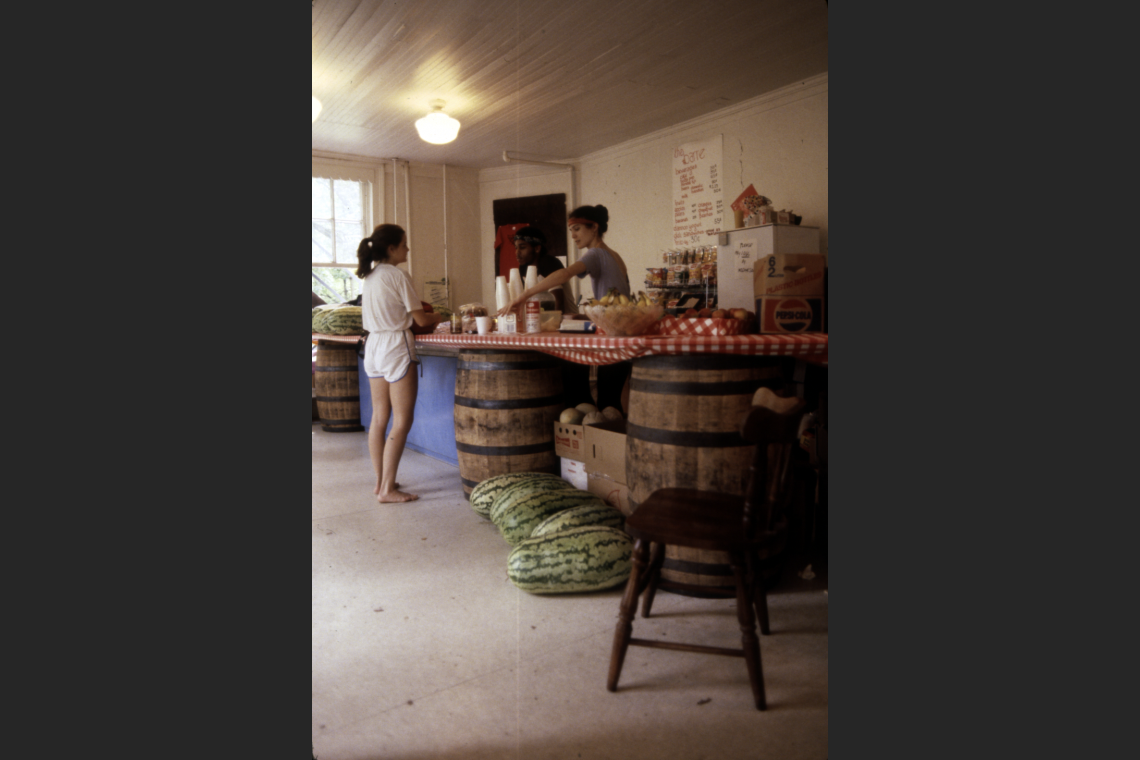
[530,503,624,538]
[508,526,633,594]
[489,477,579,524]
[493,488,607,546]
[322,306,364,335]
[469,472,568,519]
[312,304,339,333]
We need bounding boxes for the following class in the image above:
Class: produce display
[582,411,606,426]
[470,470,632,594]
[312,305,364,335]
[492,488,608,547]
[507,526,633,594]
[468,471,567,518]
[601,407,623,421]
[559,408,585,424]
[529,502,624,538]
[488,477,580,524]
[583,290,665,336]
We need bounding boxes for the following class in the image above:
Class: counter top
[315,330,827,366]
[415,331,827,366]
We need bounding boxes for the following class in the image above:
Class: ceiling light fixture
[415,100,460,144]
[312,96,322,123]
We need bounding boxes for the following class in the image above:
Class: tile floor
[312,422,828,760]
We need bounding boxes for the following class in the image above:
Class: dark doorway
[492,194,567,277]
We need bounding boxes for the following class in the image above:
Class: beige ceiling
[312,0,828,169]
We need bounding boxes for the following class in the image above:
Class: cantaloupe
[560,408,585,424]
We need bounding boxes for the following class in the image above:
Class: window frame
[312,172,373,304]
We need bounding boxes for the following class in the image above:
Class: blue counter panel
[358,353,459,467]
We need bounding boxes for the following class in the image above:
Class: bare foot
[377,490,418,503]
[374,481,401,495]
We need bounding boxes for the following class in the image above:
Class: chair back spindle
[740,389,806,541]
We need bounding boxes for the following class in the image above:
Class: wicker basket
[583,303,665,336]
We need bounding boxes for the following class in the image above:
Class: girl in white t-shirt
[356,224,444,503]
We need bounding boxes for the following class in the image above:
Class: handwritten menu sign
[672,136,724,247]
[423,278,449,309]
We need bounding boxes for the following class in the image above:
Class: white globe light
[415,104,460,144]
[312,96,322,123]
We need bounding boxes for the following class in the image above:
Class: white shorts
[364,329,418,381]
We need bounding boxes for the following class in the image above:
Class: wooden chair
[606,387,806,710]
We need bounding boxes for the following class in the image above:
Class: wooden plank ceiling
[312,0,828,168]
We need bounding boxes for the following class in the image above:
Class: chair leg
[731,552,766,710]
[749,553,771,636]
[608,538,650,692]
[641,542,666,618]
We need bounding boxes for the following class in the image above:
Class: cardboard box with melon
[554,403,633,514]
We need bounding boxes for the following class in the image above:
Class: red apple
[731,308,748,320]
[683,308,698,318]
[698,307,713,318]
[711,309,727,319]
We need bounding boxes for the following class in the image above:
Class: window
[312,176,370,304]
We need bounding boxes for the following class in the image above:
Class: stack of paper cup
[524,266,538,292]
[508,268,523,303]
[495,276,510,312]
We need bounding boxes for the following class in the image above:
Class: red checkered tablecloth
[643,334,828,365]
[413,330,827,366]
[414,332,649,365]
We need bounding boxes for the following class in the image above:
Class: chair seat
[626,487,761,552]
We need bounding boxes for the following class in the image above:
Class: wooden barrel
[625,354,786,595]
[454,350,563,499]
[314,340,365,433]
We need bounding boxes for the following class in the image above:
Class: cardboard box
[561,457,588,490]
[583,419,627,484]
[554,422,585,461]
[754,253,826,334]
[756,296,825,334]
[587,473,633,516]
[754,253,826,297]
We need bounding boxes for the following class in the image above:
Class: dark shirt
[521,254,579,314]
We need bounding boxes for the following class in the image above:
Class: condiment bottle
[524,268,541,333]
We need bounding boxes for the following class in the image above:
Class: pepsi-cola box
[754,253,826,334]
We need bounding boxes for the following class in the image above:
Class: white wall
[477,73,828,308]
[312,153,482,312]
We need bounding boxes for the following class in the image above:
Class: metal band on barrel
[453,394,563,410]
[626,422,748,448]
[455,441,555,456]
[630,378,774,396]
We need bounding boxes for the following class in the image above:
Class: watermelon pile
[312,305,364,335]
[469,471,632,594]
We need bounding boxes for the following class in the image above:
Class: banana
[618,294,630,306]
